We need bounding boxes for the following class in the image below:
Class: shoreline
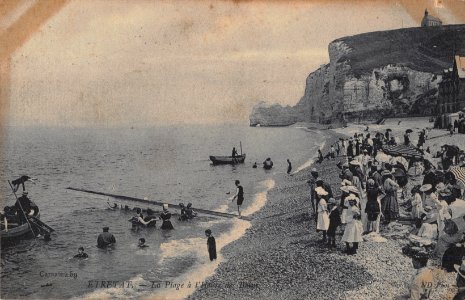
[190,130,376,299]
[189,123,464,300]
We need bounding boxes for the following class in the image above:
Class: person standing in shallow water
[231,180,244,217]
[205,229,217,261]
[160,204,174,230]
[287,159,292,174]
[97,227,116,249]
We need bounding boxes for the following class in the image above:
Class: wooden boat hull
[209,154,246,165]
[1,203,40,241]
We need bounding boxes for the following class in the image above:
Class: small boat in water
[1,202,40,241]
[209,154,246,165]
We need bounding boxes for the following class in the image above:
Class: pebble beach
[191,121,464,300]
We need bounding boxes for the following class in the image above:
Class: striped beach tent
[450,167,465,187]
[382,144,423,158]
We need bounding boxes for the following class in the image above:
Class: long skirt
[161,220,174,230]
[381,193,399,221]
[317,211,330,231]
[341,220,363,243]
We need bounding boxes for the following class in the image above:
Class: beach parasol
[389,156,409,171]
[450,167,465,188]
[375,152,392,163]
[386,129,392,132]
[382,144,423,159]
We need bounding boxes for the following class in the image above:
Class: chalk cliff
[249,25,465,126]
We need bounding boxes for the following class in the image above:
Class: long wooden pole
[240,141,242,156]
[7,180,37,237]
[67,187,250,220]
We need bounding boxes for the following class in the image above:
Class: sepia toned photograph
[1,0,465,299]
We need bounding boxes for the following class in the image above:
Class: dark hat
[205,229,212,235]
[402,245,430,260]
[103,226,109,231]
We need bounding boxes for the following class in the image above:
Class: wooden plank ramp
[66,187,251,221]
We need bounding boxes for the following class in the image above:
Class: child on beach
[327,198,341,248]
[341,195,363,255]
[315,187,329,242]
[205,229,217,261]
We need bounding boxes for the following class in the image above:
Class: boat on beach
[209,154,246,165]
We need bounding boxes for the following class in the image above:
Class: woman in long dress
[341,195,363,255]
[381,171,399,224]
[365,179,381,233]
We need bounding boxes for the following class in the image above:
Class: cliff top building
[421,9,443,27]
[437,55,465,116]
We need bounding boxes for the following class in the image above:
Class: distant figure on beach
[330,145,335,159]
[287,159,292,174]
[317,149,324,163]
[160,204,174,230]
[74,246,88,259]
[231,147,238,158]
[263,158,273,170]
[205,229,217,261]
[97,227,116,249]
[138,238,148,248]
[252,162,257,168]
[231,180,244,217]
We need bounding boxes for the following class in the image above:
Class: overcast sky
[5,0,464,127]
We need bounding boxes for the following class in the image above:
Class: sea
[0,124,325,299]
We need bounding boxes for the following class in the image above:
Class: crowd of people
[309,127,465,299]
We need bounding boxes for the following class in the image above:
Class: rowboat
[1,202,40,241]
[209,154,246,165]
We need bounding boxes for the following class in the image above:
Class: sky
[2,0,464,127]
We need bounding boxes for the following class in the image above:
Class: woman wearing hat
[160,204,174,230]
[315,187,330,242]
[411,185,425,224]
[341,195,363,255]
[381,170,400,224]
[340,182,351,224]
[435,220,462,262]
[365,178,382,233]
[327,198,341,248]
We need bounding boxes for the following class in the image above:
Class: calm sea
[0,124,325,299]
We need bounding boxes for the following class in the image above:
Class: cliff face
[250,25,465,126]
